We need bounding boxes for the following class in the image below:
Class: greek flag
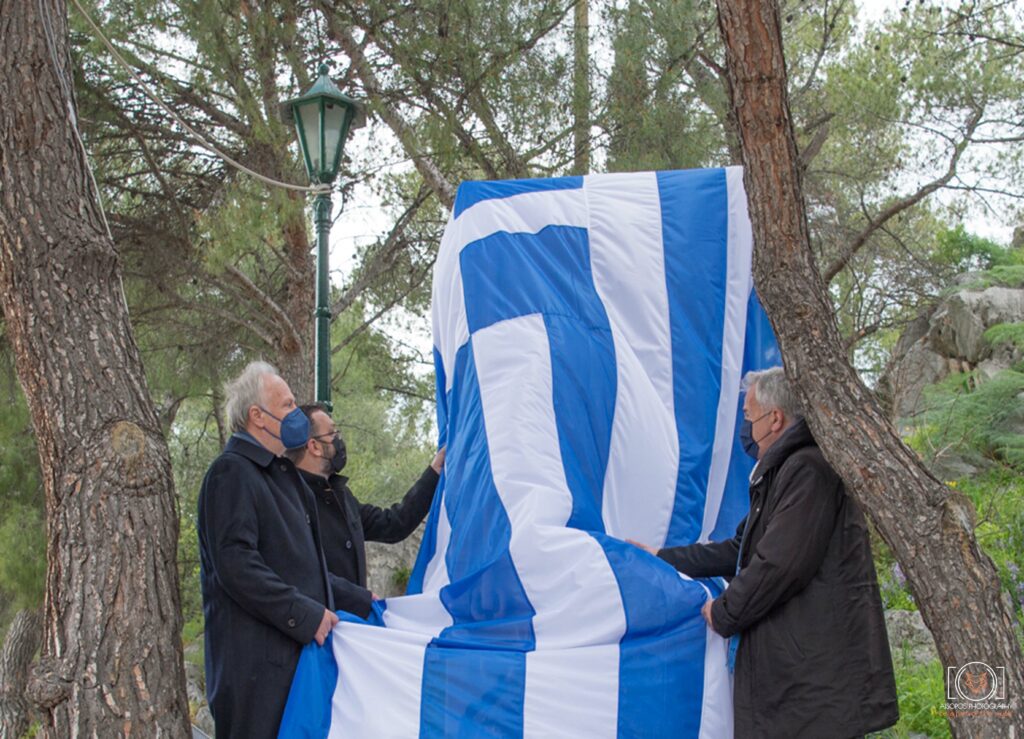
[279,167,780,738]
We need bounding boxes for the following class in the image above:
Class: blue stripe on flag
[711,290,781,541]
[453,176,583,219]
[408,347,451,596]
[658,169,730,547]
[460,226,615,532]
[420,646,526,738]
[420,341,531,736]
[276,636,338,738]
[595,537,711,737]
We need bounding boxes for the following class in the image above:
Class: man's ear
[248,405,262,428]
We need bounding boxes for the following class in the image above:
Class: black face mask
[325,435,347,474]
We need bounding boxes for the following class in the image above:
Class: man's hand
[430,446,446,474]
[626,538,659,557]
[701,599,715,629]
[314,608,339,646]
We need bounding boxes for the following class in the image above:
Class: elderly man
[288,402,444,607]
[633,367,897,738]
[197,362,368,739]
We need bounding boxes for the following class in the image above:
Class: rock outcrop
[880,277,1024,424]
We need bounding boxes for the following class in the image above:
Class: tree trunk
[0,1,191,736]
[714,1,1024,736]
[572,0,591,175]
[0,608,42,738]
[277,202,315,401]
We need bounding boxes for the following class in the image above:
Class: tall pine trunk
[715,1,1024,735]
[0,0,190,735]
[0,608,42,738]
[572,0,590,175]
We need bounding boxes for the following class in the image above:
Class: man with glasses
[289,402,445,610]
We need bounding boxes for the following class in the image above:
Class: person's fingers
[314,630,326,646]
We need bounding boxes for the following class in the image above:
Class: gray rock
[887,338,950,422]
[194,706,215,738]
[885,608,938,666]
[184,660,206,705]
[884,282,1024,423]
[365,524,425,598]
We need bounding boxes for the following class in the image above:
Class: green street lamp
[281,63,365,410]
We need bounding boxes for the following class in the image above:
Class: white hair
[224,361,278,434]
[742,366,802,419]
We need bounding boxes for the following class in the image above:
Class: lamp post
[281,64,365,410]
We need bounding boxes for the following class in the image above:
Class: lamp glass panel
[321,101,348,178]
[297,101,322,174]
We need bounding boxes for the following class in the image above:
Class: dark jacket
[659,420,898,738]
[197,434,373,739]
[299,466,439,589]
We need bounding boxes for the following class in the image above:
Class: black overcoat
[659,420,898,738]
[300,466,439,589]
[197,434,372,739]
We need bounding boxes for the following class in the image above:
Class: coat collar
[225,432,276,468]
[298,467,331,492]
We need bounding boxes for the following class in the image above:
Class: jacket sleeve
[656,517,744,578]
[710,457,840,638]
[328,573,374,619]
[359,466,440,543]
[201,464,326,644]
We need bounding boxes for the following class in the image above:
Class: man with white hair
[632,366,897,738]
[197,361,367,739]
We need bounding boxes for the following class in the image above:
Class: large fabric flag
[279,167,780,738]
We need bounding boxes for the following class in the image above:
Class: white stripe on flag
[692,579,734,739]
[699,166,754,542]
[473,315,626,729]
[586,172,680,546]
[524,646,620,739]
[328,624,433,739]
[433,188,589,392]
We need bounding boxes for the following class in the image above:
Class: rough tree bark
[715,1,1024,736]
[0,0,191,735]
[0,608,42,738]
[572,0,590,176]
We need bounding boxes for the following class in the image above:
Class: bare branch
[823,106,985,283]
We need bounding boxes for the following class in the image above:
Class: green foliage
[393,566,412,593]
[958,468,1024,616]
[887,657,951,738]
[984,322,1024,352]
[0,342,45,625]
[934,225,1012,273]
[915,369,1024,469]
[875,552,917,612]
[0,504,46,611]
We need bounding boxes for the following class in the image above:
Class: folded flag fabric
[279,167,780,738]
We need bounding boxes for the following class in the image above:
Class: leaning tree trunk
[0,1,190,735]
[715,1,1024,736]
[0,608,42,738]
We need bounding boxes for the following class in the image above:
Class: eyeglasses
[312,430,338,442]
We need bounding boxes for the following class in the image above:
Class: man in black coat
[197,362,375,739]
[633,367,898,738]
[289,402,444,597]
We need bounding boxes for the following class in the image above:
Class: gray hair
[224,360,278,434]
[742,367,802,420]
